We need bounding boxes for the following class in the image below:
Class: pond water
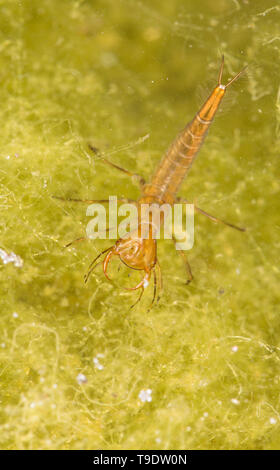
[0,0,279,450]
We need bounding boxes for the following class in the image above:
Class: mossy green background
[0,0,279,450]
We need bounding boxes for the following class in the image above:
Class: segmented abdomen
[140,85,225,205]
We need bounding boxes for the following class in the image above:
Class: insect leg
[129,287,144,310]
[176,197,246,232]
[172,234,193,285]
[146,267,162,312]
[52,196,136,204]
[156,262,162,302]
[88,144,146,188]
[147,269,157,312]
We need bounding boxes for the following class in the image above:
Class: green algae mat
[0,0,279,450]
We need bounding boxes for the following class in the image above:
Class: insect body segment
[142,56,245,208]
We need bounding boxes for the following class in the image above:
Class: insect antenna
[64,237,87,248]
[84,246,112,283]
[218,54,225,85]
[217,54,248,88]
[225,65,248,88]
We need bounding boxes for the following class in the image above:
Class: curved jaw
[83,241,161,311]
[85,231,160,308]
[103,248,151,291]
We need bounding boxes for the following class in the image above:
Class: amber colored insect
[57,56,247,308]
